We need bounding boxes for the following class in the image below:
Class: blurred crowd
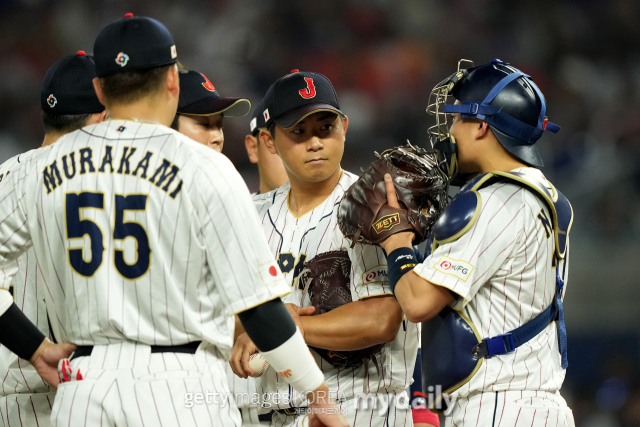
[1,0,639,425]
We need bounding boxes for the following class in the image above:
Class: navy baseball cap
[249,98,266,136]
[177,70,250,117]
[40,51,104,115]
[93,13,177,78]
[262,69,344,128]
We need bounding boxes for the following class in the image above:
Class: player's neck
[259,179,274,195]
[106,98,173,127]
[42,132,64,147]
[287,167,342,218]
[477,145,529,174]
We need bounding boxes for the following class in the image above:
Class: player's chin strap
[443,63,561,145]
[472,252,569,369]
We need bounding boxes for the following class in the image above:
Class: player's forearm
[300,295,403,351]
[395,271,454,323]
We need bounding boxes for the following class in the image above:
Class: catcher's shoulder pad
[431,173,491,249]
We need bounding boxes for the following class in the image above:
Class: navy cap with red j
[261,69,344,128]
[40,51,104,115]
[93,13,178,78]
[177,70,250,117]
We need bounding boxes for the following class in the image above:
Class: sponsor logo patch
[362,265,388,284]
[258,261,283,286]
[372,213,400,234]
[433,256,474,282]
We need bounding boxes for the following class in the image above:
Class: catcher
[339,59,574,426]
[230,70,419,427]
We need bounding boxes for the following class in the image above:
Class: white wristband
[260,327,324,394]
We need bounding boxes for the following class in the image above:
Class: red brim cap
[178,97,251,117]
[274,103,344,128]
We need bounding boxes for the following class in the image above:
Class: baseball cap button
[124,12,134,17]
[76,51,86,56]
[291,69,299,73]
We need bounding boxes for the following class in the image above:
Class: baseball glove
[338,142,449,246]
[295,251,384,369]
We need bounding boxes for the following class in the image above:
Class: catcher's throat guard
[421,171,573,413]
[427,59,474,182]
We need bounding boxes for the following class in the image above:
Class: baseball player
[170,69,251,152]
[377,59,574,425]
[0,14,347,427]
[230,70,419,427]
[0,50,105,427]
[244,98,288,194]
[168,71,272,427]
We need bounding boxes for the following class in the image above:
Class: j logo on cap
[200,73,215,92]
[299,77,316,99]
[47,94,57,108]
[115,52,130,67]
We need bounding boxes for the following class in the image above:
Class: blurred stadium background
[1,0,639,425]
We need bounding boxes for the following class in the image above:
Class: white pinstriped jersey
[0,120,290,360]
[253,171,419,408]
[0,152,54,396]
[414,167,569,399]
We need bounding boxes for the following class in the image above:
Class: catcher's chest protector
[421,171,573,412]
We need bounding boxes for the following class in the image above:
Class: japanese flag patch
[433,256,474,282]
[258,261,283,286]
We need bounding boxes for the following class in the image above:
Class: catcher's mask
[427,58,560,180]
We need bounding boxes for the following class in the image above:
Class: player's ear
[341,115,349,136]
[260,129,278,155]
[476,121,490,140]
[166,64,179,97]
[245,135,259,164]
[93,78,106,106]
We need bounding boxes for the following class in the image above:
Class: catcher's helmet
[428,59,560,174]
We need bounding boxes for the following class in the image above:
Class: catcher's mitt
[295,251,383,369]
[338,142,449,246]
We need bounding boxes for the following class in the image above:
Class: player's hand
[307,382,348,427]
[230,332,258,379]
[29,338,76,388]
[379,173,415,253]
[285,303,315,338]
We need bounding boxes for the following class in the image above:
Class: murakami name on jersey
[42,146,183,198]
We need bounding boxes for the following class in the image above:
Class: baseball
[248,352,269,378]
